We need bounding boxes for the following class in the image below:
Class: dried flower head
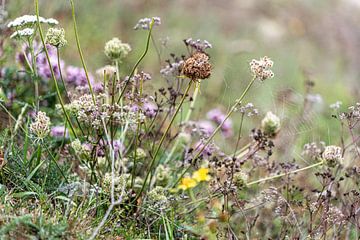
[96,65,117,79]
[322,145,342,167]
[104,38,131,60]
[182,52,212,80]
[134,17,161,30]
[45,28,67,48]
[30,111,51,141]
[250,56,274,81]
[261,111,280,137]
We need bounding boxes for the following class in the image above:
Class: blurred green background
[3,0,360,157]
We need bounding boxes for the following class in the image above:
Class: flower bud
[104,38,131,60]
[45,28,67,48]
[261,111,280,137]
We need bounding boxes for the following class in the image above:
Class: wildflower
[70,139,82,153]
[45,18,59,26]
[192,167,211,182]
[196,120,215,137]
[134,16,161,30]
[7,15,46,28]
[30,111,51,141]
[10,28,34,39]
[178,176,197,190]
[261,111,280,137]
[50,125,69,138]
[142,101,158,118]
[207,108,233,137]
[66,65,95,86]
[177,132,192,145]
[96,65,117,79]
[182,52,212,80]
[45,28,67,48]
[322,145,343,167]
[104,38,131,60]
[250,56,274,81]
[184,38,212,52]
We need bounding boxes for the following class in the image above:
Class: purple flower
[194,141,213,156]
[143,101,157,118]
[197,120,215,136]
[66,65,94,87]
[51,125,69,138]
[206,108,233,138]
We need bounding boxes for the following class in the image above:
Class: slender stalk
[246,160,324,186]
[56,48,69,100]
[35,0,77,138]
[134,80,193,201]
[28,38,39,110]
[164,82,200,164]
[116,19,154,104]
[173,76,257,187]
[69,0,96,104]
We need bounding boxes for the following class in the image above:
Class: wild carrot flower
[192,167,211,182]
[104,38,131,60]
[261,111,280,137]
[184,38,212,52]
[30,111,51,141]
[250,56,274,81]
[45,28,67,48]
[182,52,212,80]
[7,15,46,28]
[10,28,34,39]
[178,176,197,190]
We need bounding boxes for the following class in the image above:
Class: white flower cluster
[7,15,58,28]
[104,38,131,60]
[322,145,343,166]
[10,28,34,39]
[250,56,274,81]
[30,111,51,141]
[64,94,145,130]
[134,16,161,30]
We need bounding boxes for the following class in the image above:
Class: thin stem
[116,19,154,104]
[173,76,257,187]
[246,160,324,186]
[28,39,39,110]
[134,80,193,201]
[69,0,96,104]
[164,82,200,164]
[56,48,70,100]
[35,0,77,138]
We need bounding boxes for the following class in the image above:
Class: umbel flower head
[104,38,131,60]
[250,56,274,81]
[10,28,34,39]
[322,145,343,167]
[45,28,67,48]
[261,111,280,137]
[30,111,51,141]
[7,15,58,28]
[182,52,212,80]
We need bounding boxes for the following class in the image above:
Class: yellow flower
[192,167,211,182]
[178,177,197,190]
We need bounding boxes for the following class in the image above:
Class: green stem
[35,0,77,138]
[134,80,193,201]
[116,19,154,104]
[28,39,39,110]
[69,0,96,104]
[246,160,324,186]
[164,82,200,164]
[173,76,257,187]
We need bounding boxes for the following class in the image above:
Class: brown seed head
[182,52,212,80]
